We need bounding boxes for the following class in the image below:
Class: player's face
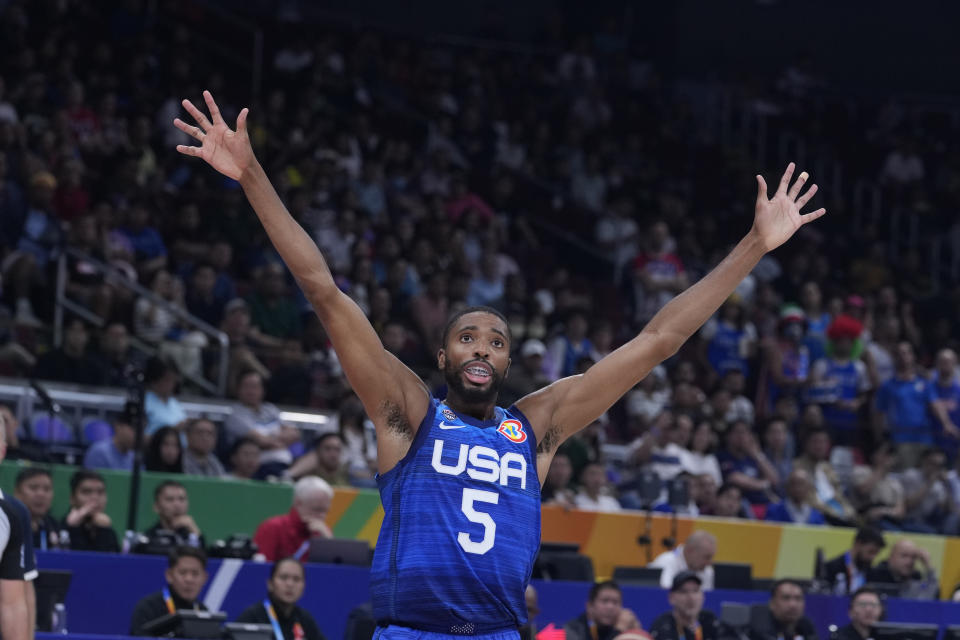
[586,587,622,626]
[440,312,511,405]
[268,560,305,606]
[15,475,53,518]
[166,557,207,602]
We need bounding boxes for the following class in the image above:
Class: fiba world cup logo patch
[497,419,527,443]
[441,408,458,421]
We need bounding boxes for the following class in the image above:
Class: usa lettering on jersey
[431,439,527,490]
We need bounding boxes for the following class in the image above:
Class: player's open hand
[174,90,253,181]
[751,162,826,252]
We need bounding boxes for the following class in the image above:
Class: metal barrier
[54,248,230,396]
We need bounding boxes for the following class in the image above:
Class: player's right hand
[174,90,254,181]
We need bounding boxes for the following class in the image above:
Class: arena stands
[5,0,960,636]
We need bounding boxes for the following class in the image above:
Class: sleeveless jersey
[371,398,541,634]
[706,321,750,377]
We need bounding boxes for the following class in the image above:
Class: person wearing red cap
[808,315,871,448]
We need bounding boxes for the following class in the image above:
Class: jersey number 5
[458,488,498,555]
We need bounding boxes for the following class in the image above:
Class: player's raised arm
[174,92,429,471]
[518,164,826,457]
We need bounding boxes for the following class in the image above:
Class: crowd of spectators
[2,0,960,607]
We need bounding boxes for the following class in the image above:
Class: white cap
[521,339,546,358]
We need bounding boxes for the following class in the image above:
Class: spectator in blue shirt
[143,357,188,436]
[718,419,780,510]
[874,342,932,467]
[83,416,136,471]
[927,348,960,462]
[765,468,826,525]
[121,203,167,280]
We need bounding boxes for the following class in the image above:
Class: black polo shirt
[129,588,208,636]
[648,610,719,640]
[236,597,327,640]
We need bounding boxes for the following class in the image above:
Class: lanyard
[39,529,47,551]
[844,551,864,591]
[264,600,285,640]
[162,587,176,614]
[292,540,310,562]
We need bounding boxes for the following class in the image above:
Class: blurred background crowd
[3,0,960,542]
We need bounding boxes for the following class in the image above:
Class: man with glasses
[182,418,225,477]
[834,587,882,640]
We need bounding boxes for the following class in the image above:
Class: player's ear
[503,357,512,380]
[437,349,446,370]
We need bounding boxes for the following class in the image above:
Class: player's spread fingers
[776,162,796,195]
[182,99,211,131]
[203,90,224,125]
[756,175,768,203]
[796,183,819,208]
[176,144,201,157]
[173,118,205,142]
[788,170,809,200]
[800,208,827,224]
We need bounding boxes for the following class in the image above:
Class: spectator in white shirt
[224,370,301,478]
[683,421,723,486]
[574,463,621,513]
[649,531,717,591]
[625,366,670,431]
[629,412,694,482]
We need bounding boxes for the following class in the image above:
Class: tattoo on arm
[537,425,562,456]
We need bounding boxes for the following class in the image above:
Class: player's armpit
[311,288,431,471]
[516,331,669,454]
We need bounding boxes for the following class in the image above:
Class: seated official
[564,580,624,640]
[823,527,885,595]
[143,480,205,548]
[747,579,819,640]
[648,571,718,640]
[649,531,716,590]
[236,558,327,640]
[62,470,119,552]
[13,468,64,550]
[253,477,333,562]
[835,587,882,640]
[865,539,939,600]
[130,546,209,636]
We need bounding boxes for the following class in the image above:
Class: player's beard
[444,358,504,405]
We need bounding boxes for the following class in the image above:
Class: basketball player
[174,91,825,637]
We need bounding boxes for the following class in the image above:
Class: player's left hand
[751,162,826,252]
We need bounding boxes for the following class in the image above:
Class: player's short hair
[69,469,105,495]
[154,479,186,501]
[441,306,511,349]
[168,545,207,569]
[588,580,621,603]
[15,467,52,488]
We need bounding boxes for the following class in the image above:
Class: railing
[0,377,333,434]
[54,248,230,396]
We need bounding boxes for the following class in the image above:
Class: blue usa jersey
[371,398,541,634]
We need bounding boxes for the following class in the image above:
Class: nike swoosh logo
[438,422,466,430]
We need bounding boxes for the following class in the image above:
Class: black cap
[670,570,702,592]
